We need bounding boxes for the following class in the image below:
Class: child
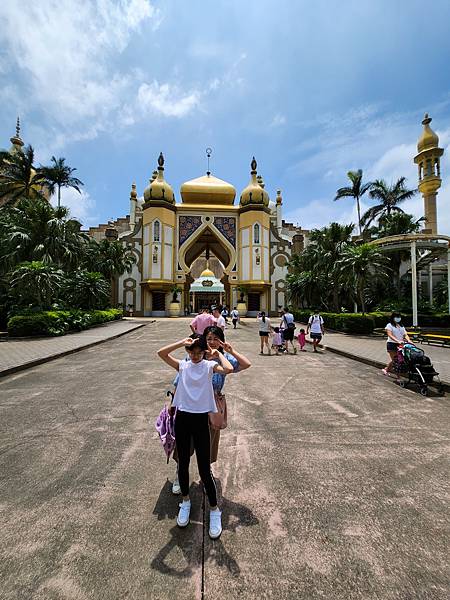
[298,328,306,352]
[157,336,233,539]
[271,327,284,355]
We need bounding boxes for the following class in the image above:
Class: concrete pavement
[0,319,449,599]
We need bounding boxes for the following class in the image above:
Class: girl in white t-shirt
[157,335,233,539]
[383,313,411,376]
[257,312,272,355]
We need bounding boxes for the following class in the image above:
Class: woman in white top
[157,336,233,539]
[257,311,272,355]
[383,313,411,376]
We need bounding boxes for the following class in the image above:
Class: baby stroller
[394,343,443,396]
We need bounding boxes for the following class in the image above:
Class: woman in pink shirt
[190,306,215,335]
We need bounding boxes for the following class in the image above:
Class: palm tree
[334,170,372,236]
[9,261,65,309]
[361,177,417,229]
[375,212,425,238]
[338,244,390,314]
[0,198,88,271]
[62,270,110,310]
[39,156,84,209]
[0,145,47,207]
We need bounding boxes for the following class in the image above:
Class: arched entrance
[179,225,235,312]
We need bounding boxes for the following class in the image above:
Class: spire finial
[251,156,257,173]
[206,147,212,176]
[422,113,432,126]
[158,152,164,168]
[130,181,137,199]
[16,116,20,138]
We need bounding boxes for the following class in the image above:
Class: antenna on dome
[206,147,212,176]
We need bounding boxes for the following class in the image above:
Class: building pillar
[447,246,450,316]
[424,192,438,235]
[429,263,433,305]
[411,240,418,327]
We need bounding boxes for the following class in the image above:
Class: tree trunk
[58,186,61,209]
[356,196,362,236]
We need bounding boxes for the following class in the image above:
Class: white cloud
[270,113,286,127]
[137,81,201,118]
[52,186,98,227]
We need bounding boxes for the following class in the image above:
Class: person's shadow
[151,479,258,578]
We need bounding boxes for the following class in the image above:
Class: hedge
[293,310,450,334]
[7,309,122,337]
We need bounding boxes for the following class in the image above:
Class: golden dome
[180,173,236,204]
[240,157,269,207]
[200,267,215,278]
[417,114,439,153]
[143,153,175,203]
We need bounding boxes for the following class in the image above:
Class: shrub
[7,308,122,337]
[293,310,374,334]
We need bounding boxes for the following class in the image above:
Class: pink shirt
[190,313,215,335]
[272,332,282,346]
[298,332,306,345]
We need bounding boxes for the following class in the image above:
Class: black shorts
[310,332,322,341]
[259,331,269,337]
[387,342,399,352]
[282,328,295,341]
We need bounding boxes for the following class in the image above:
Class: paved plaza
[0,319,449,599]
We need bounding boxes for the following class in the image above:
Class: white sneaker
[209,509,222,539]
[172,477,181,495]
[177,500,191,528]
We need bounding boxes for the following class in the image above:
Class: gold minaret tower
[414,113,444,235]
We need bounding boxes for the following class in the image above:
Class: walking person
[297,328,307,352]
[280,307,297,354]
[190,306,215,335]
[257,311,272,355]
[307,311,324,353]
[383,313,411,377]
[157,335,233,539]
[221,305,230,324]
[170,326,251,493]
[212,306,226,331]
[231,307,240,329]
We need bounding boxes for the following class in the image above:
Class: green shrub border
[7,309,123,337]
[293,310,450,334]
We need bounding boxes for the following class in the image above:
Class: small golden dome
[200,267,215,278]
[240,157,269,207]
[143,153,175,203]
[130,182,138,199]
[417,114,439,153]
[180,173,236,204]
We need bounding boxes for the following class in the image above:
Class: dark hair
[274,326,279,333]
[283,307,289,312]
[389,312,402,326]
[185,335,208,352]
[201,306,208,312]
[260,310,266,323]
[300,328,305,334]
[203,325,225,353]
[233,306,237,310]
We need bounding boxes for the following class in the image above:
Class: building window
[253,223,260,244]
[153,220,160,242]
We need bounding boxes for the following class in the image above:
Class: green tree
[374,212,424,238]
[62,270,110,310]
[334,170,372,235]
[39,156,84,209]
[338,244,390,314]
[0,198,88,271]
[9,261,65,309]
[361,177,417,229]
[0,145,47,206]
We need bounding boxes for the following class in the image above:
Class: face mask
[394,317,401,323]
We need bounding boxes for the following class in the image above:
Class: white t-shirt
[231,310,239,319]
[215,315,226,329]
[281,312,295,328]
[258,316,271,332]
[308,315,324,334]
[385,323,407,343]
[172,359,218,413]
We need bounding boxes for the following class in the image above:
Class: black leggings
[175,410,218,507]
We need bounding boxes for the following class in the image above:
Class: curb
[0,323,147,379]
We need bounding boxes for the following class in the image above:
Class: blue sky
[1,0,450,233]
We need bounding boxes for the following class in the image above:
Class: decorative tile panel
[214,216,236,247]
[179,215,202,246]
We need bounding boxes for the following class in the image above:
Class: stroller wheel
[438,384,444,395]
[419,386,428,396]
[399,380,407,388]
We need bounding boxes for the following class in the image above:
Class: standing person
[307,311,324,353]
[280,307,297,354]
[221,305,229,324]
[157,336,233,539]
[171,326,251,493]
[297,328,307,352]
[257,311,272,355]
[190,306,215,335]
[212,306,226,331]
[231,307,240,329]
[383,313,411,376]
[271,326,283,355]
